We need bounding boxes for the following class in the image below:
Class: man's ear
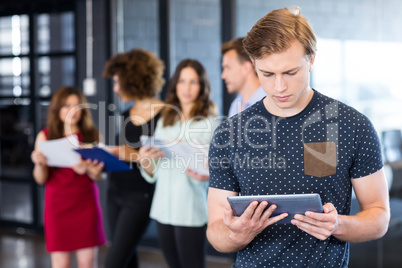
[308,54,315,72]
[244,60,255,73]
[248,58,258,76]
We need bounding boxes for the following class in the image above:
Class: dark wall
[0,0,73,16]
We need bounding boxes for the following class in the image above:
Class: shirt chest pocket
[304,142,337,177]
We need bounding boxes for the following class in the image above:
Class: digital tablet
[227,193,323,224]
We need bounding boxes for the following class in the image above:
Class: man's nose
[275,76,286,92]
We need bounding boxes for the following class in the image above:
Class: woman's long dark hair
[47,86,99,143]
[162,59,216,127]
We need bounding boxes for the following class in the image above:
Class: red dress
[43,129,106,252]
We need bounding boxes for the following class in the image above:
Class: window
[0,10,76,228]
[313,38,402,134]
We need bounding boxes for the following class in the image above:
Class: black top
[108,109,161,200]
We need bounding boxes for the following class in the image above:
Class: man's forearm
[333,207,389,243]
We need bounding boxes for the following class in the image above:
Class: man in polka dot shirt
[207,7,390,268]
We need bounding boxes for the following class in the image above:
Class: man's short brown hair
[243,7,317,60]
[103,48,165,99]
[221,37,251,64]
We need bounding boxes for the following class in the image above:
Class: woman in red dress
[31,87,106,268]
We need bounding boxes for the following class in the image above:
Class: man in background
[221,37,266,117]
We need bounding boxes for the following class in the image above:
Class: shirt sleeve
[208,120,240,192]
[349,116,384,179]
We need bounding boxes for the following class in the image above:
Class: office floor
[2,214,402,268]
[0,227,233,268]
[1,194,402,268]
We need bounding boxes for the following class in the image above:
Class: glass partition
[36,12,75,54]
[0,10,76,229]
[0,15,29,56]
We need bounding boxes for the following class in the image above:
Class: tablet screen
[227,193,323,224]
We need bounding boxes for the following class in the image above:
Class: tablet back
[227,193,323,224]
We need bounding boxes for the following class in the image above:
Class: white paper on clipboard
[140,135,209,176]
[38,134,82,167]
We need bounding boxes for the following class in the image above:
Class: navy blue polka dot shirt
[209,90,383,267]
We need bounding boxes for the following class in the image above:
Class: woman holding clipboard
[31,86,106,268]
[138,59,219,268]
[102,48,165,268]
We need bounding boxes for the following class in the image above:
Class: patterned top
[209,90,383,267]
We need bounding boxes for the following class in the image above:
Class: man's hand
[291,203,338,240]
[207,188,288,253]
[223,201,288,247]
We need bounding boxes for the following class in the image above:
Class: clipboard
[227,193,323,224]
[74,147,132,172]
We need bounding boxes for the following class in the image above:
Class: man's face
[254,40,315,117]
[221,49,247,94]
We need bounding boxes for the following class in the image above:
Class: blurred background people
[102,48,165,268]
[31,86,106,268]
[138,59,219,268]
[221,37,265,117]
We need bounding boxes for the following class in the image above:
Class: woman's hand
[32,131,49,185]
[31,150,47,166]
[72,159,105,180]
[138,145,165,176]
[108,145,121,157]
[86,159,105,181]
[72,160,87,175]
[186,169,209,181]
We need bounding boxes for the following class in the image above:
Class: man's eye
[263,73,273,77]
[286,71,297,76]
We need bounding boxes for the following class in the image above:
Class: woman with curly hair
[102,48,165,268]
[31,86,106,268]
[138,59,219,268]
